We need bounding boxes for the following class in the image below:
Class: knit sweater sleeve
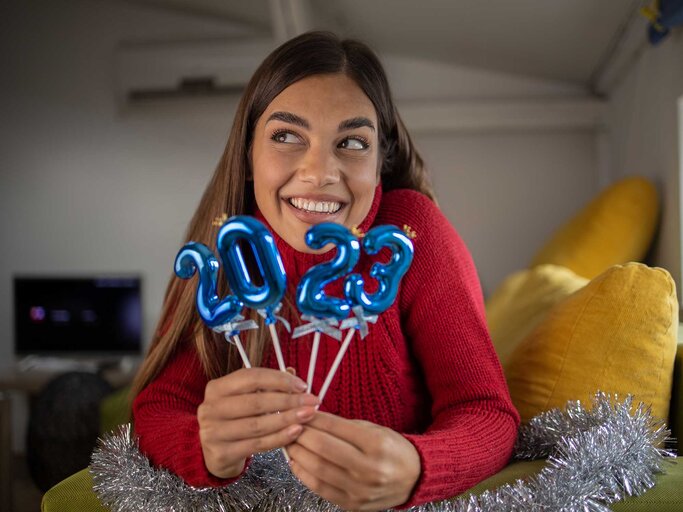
[132,342,243,487]
[382,190,520,507]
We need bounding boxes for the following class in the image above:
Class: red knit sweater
[133,187,520,508]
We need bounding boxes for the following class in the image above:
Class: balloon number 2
[175,216,287,328]
[174,243,243,329]
[296,223,361,321]
[175,215,289,375]
[297,224,414,319]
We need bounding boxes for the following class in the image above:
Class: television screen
[13,276,142,357]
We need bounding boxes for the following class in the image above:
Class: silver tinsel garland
[90,392,676,511]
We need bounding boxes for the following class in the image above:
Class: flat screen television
[13,275,142,358]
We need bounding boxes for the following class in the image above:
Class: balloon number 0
[296,223,361,321]
[297,224,414,319]
[174,243,243,328]
[217,216,287,320]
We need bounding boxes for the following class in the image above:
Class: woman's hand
[287,412,421,511]
[198,367,319,479]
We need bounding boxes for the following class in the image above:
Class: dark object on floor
[26,371,113,492]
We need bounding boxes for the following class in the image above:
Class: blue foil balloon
[297,223,361,321]
[217,216,286,320]
[344,225,414,315]
[174,242,243,328]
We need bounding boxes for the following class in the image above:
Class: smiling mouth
[288,197,343,214]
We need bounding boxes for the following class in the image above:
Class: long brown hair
[131,31,435,399]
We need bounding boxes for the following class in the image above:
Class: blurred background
[0,0,682,509]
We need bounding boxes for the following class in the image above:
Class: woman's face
[251,73,380,253]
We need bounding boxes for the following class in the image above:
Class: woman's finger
[287,440,352,490]
[228,423,305,458]
[205,367,307,398]
[294,423,370,473]
[208,406,317,442]
[203,391,319,420]
[306,411,382,450]
[289,458,354,509]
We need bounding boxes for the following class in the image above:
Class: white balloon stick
[317,328,356,403]
[266,324,291,462]
[268,323,287,372]
[230,330,289,461]
[229,334,251,368]
[306,331,321,393]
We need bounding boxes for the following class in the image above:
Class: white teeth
[289,197,341,214]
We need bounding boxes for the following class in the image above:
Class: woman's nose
[297,144,340,187]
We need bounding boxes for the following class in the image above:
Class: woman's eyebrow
[339,117,375,132]
[266,111,309,129]
[265,112,375,132]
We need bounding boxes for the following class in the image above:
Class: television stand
[16,356,99,374]
[1,358,139,396]
[0,358,139,507]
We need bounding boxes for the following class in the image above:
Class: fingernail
[287,424,303,437]
[296,407,315,420]
[292,378,307,391]
[299,394,319,406]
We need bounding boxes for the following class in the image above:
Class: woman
[131,31,519,510]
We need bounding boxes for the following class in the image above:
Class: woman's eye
[272,131,300,144]
[339,137,369,150]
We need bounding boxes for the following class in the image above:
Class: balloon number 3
[344,226,414,314]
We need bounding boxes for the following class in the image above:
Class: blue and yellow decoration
[640,0,683,45]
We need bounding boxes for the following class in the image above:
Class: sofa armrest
[458,459,683,510]
[41,468,109,512]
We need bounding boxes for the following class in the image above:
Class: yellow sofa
[44,176,682,510]
[42,327,683,511]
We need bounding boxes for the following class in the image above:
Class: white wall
[384,56,600,295]
[415,131,598,296]
[605,30,683,291]
[0,0,249,452]
[0,0,602,455]
[0,0,249,370]
[0,0,601,380]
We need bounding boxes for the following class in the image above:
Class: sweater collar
[255,184,383,277]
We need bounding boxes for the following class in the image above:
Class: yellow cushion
[506,262,678,424]
[531,177,659,279]
[486,265,588,368]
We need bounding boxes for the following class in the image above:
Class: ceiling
[125,0,646,88]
